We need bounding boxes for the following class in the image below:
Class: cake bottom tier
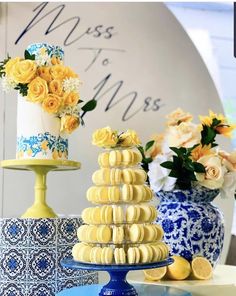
[0,217,98,296]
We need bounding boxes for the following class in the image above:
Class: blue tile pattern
[0,217,98,295]
[156,185,224,267]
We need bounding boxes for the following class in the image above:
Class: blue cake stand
[56,258,191,296]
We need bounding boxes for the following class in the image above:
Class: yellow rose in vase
[120,129,141,147]
[92,127,118,148]
[49,79,63,96]
[166,122,201,148]
[38,66,52,82]
[63,91,79,106]
[4,57,21,77]
[42,94,62,114]
[60,115,80,134]
[11,60,37,84]
[195,155,227,189]
[27,77,48,103]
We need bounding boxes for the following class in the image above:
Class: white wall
[0,2,233,262]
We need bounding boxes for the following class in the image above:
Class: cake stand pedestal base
[99,270,137,296]
[57,284,192,296]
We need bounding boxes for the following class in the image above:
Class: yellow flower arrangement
[92,127,141,148]
[0,44,97,134]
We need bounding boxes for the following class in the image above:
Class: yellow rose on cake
[27,77,48,103]
[195,155,227,189]
[51,56,62,65]
[63,91,79,106]
[92,127,118,148]
[49,79,63,96]
[4,57,21,77]
[42,94,62,114]
[65,66,79,78]
[50,64,68,80]
[60,115,80,134]
[120,129,141,147]
[11,60,37,84]
[38,66,52,82]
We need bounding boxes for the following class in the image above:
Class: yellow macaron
[113,206,124,224]
[101,247,113,264]
[108,186,120,203]
[122,184,133,202]
[90,246,103,264]
[114,248,126,264]
[97,225,112,243]
[112,226,124,244]
[109,150,122,167]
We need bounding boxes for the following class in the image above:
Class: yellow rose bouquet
[139,108,236,197]
[92,126,141,148]
[0,46,97,134]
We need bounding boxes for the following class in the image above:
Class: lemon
[166,255,191,280]
[143,266,167,281]
[191,256,213,280]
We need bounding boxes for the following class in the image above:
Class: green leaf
[143,157,153,164]
[82,99,97,112]
[184,161,195,171]
[24,50,35,60]
[15,83,28,96]
[169,170,179,178]
[212,118,221,127]
[193,162,206,173]
[78,99,84,104]
[170,146,187,157]
[145,140,155,151]
[160,161,174,170]
[137,146,145,158]
[201,125,216,146]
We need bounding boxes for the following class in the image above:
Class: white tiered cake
[15,43,69,160]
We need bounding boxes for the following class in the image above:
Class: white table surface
[125,264,236,296]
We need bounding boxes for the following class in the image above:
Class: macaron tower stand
[0,43,98,296]
[57,137,181,296]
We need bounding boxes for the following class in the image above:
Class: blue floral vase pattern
[156,185,224,267]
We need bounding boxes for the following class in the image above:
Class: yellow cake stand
[1,159,81,219]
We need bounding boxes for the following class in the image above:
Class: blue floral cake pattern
[0,217,98,296]
[16,132,68,159]
[156,186,224,267]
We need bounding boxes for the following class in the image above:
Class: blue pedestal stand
[56,258,192,296]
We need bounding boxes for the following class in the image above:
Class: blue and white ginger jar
[156,185,224,267]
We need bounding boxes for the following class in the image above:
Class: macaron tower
[72,127,169,264]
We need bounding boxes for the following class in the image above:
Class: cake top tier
[27,43,64,60]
